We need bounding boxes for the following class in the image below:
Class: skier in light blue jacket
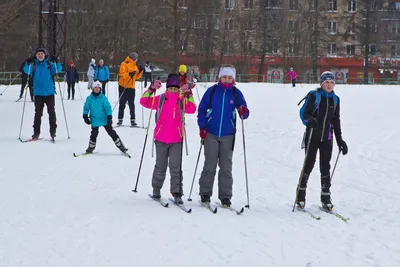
[83,81,128,154]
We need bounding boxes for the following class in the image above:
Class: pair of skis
[20,137,55,143]
[296,206,349,222]
[73,151,131,158]
[149,194,244,215]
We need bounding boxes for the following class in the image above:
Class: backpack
[298,89,338,126]
[155,93,184,123]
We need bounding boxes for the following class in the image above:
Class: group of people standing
[18,47,348,210]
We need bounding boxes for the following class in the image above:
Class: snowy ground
[0,81,399,267]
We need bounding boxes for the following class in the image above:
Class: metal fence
[0,71,398,85]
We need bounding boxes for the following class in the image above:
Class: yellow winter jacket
[118,57,143,89]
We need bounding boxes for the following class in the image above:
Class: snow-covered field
[0,81,399,267]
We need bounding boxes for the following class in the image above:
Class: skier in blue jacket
[197,64,250,207]
[23,47,62,140]
[94,59,110,95]
[83,81,128,154]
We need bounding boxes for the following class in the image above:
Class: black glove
[83,114,91,125]
[76,80,79,83]
[307,118,318,129]
[105,79,109,83]
[337,139,348,155]
[51,55,58,63]
[107,115,112,126]
[26,57,34,64]
[138,64,144,72]
[129,71,136,78]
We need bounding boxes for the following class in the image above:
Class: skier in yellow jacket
[117,52,144,126]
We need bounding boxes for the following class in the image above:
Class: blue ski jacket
[83,93,112,127]
[197,83,249,137]
[23,58,61,96]
[94,65,110,82]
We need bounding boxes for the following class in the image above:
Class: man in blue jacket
[197,65,250,207]
[23,47,61,140]
[94,59,110,95]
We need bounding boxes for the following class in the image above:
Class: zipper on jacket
[218,89,226,137]
[155,125,162,136]
[321,97,329,142]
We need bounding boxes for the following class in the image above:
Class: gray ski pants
[152,141,183,194]
[199,133,234,200]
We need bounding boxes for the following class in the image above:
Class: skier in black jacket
[296,71,348,211]
[66,60,79,100]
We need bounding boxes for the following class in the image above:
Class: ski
[215,202,244,215]
[198,200,217,214]
[115,125,144,129]
[73,151,131,158]
[20,138,44,143]
[168,198,192,213]
[122,151,131,158]
[319,207,349,223]
[15,97,22,102]
[149,194,169,208]
[296,206,321,220]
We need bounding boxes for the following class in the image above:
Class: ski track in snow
[0,82,399,267]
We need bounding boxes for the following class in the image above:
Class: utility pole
[38,0,67,68]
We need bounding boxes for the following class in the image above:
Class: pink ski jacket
[140,90,196,144]
[287,70,297,80]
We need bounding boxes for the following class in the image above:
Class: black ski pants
[89,125,119,142]
[33,95,57,136]
[118,86,136,120]
[67,82,75,98]
[144,72,152,87]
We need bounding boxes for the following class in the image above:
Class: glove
[138,64,144,72]
[148,80,162,93]
[337,139,348,155]
[129,71,136,78]
[83,114,91,125]
[26,57,34,64]
[51,55,58,63]
[76,80,79,83]
[193,78,197,84]
[199,128,207,140]
[105,79,109,83]
[307,118,318,129]
[181,84,192,98]
[107,115,113,126]
[238,105,248,119]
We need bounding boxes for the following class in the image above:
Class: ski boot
[296,173,309,209]
[114,138,128,153]
[117,119,123,126]
[321,194,334,211]
[130,119,137,127]
[86,140,96,153]
[31,133,40,140]
[201,195,210,204]
[152,188,161,199]
[172,193,183,204]
[321,174,333,210]
[67,95,70,100]
[50,132,56,142]
[221,198,231,207]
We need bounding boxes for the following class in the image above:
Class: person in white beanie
[87,58,96,89]
[197,64,250,207]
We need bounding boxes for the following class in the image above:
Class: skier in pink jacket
[140,74,196,204]
[286,67,297,87]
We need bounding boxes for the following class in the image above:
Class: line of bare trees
[0,0,399,82]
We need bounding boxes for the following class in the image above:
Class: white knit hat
[218,66,236,80]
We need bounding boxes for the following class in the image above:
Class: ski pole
[77,82,83,99]
[112,76,133,112]
[1,73,21,95]
[106,82,109,98]
[183,123,189,156]
[133,91,156,193]
[195,85,200,103]
[292,128,313,212]
[241,118,250,209]
[178,97,187,196]
[54,63,71,139]
[141,81,145,128]
[18,66,31,140]
[330,149,341,182]
[187,140,204,201]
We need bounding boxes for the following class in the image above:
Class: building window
[225,0,234,9]
[289,43,294,54]
[350,22,356,34]
[346,45,355,55]
[369,23,378,33]
[327,43,337,55]
[328,0,337,11]
[309,0,317,10]
[289,20,297,33]
[194,16,208,29]
[225,19,234,30]
[370,0,383,10]
[265,0,278,8]
[248,41,253,52]
[328,22,337,34]
[391,45,400,56]
[392,22,400,34]
[289,0,298,10]
[266,42,278,53]
[348,0,356,11]
[244,0,253,8]
[214,16,220,29]
[369,44,377,55]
